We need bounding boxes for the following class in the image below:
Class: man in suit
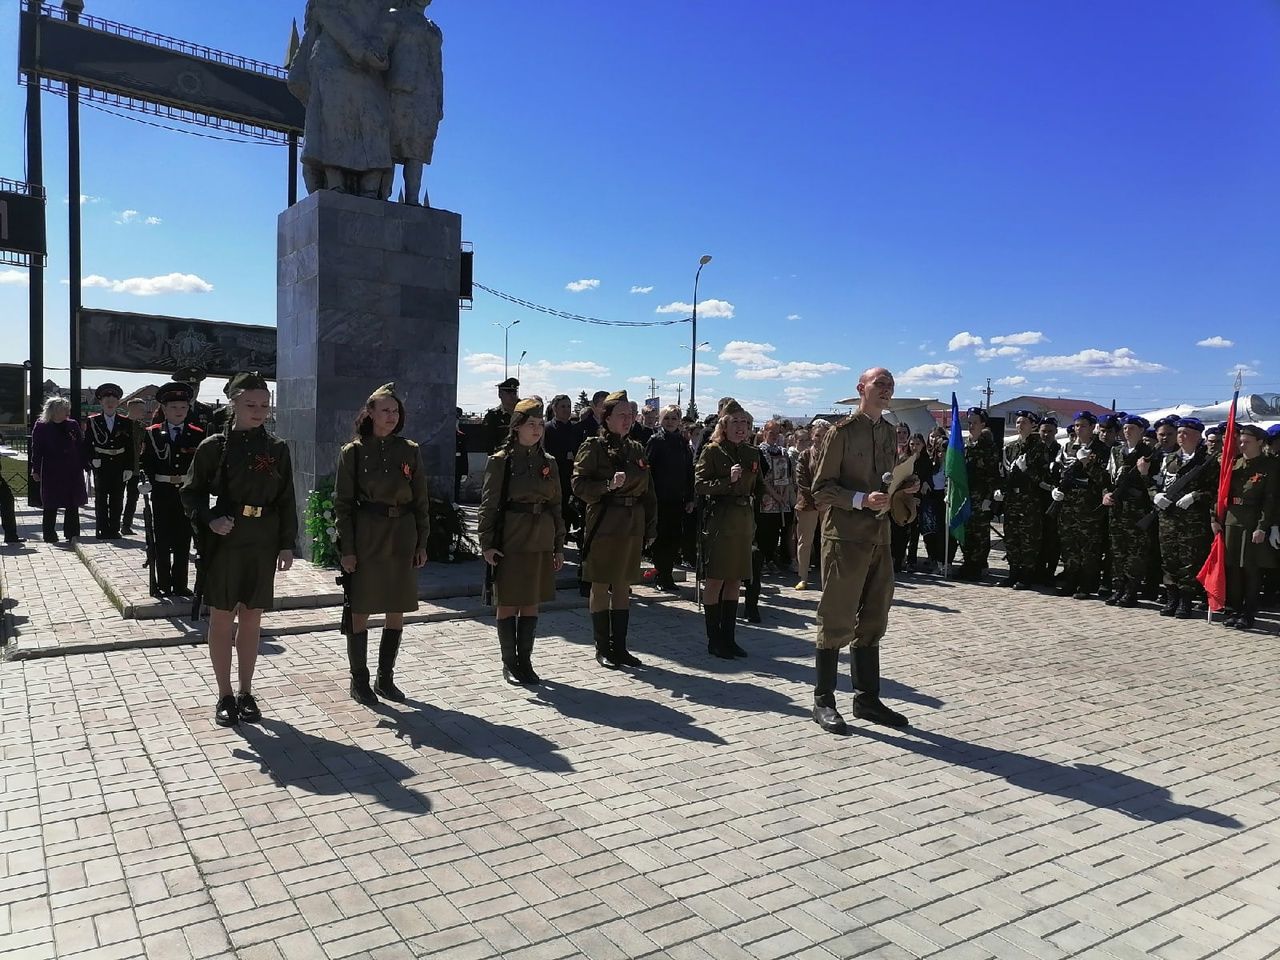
[140,382,205,596]
[82,383,138,539]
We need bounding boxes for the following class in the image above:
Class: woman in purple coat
[30,396,88,543]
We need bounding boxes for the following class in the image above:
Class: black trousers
[92,464,126,537]
[652,500,684,584]
[122,474,140,531]
[1227,566,1263,614]
[151,488,192,591]
[43,507,80,540]
[755,512,786,566]
[0,475,18,540]
[1039,511,1061,579]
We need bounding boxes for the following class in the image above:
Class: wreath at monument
[427,498,480,563]
[304,480,341,567]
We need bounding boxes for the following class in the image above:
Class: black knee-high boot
[851,646,908,728]
[347,630,376,705]
[702,602,727,657]
[516,616,540,684]
[812,648,846,734]
[720,593,746,657]
[591,611,618,669]
[374,628,405,702]
[610,609,641,667]
[498,617,521,684]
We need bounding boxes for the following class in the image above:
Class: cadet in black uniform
[140,382,204,597]
[82,383,138,539]
[182,373,296,728]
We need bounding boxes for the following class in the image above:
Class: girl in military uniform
[572,390,656,669]
[1214,424,1279,631]
[478,398,566,684]
[182,373,296,728]
[335,383,432,705]
[694,400,764,658]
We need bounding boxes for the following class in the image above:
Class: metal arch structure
[16,0,303,423]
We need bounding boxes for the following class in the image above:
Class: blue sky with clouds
[0,0,1275,416]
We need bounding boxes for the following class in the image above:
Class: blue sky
[1,0,1276,417]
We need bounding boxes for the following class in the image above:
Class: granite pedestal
[276,190,461,556]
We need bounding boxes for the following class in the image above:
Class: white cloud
[1020,347,1167,377]
[695,343,712,353]
[948,331,983,351]
[720,340,777,366]
[0,269,29,287]
[629,285,653,294]
[1229,363,1260,379]
[667,363,720,377]
[144,216,162,226]
[1196,336,1233,348]
[81,272,213,296]
[526,359,610,377]
[898,362,962,387]
[64,194,101,205]
[737,361,849,381]
[975,346,1024,361]
[1033,386,1059,394]
[990,331,1047,346]
[462,352,506,375]
[565,278,600,292]
[116,209,140,224]
[627,376,652,384]
[656,299,735,319]
[995,376,1027,387]
[786,314,802,321]
[783,386,823,408]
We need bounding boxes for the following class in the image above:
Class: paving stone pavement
[2,508,1280,958]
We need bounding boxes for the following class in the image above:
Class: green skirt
[494,551,556,606]
[202,516,280,611]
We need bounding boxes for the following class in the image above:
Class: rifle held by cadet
[1136,454,1215,532]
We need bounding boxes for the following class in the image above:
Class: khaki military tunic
[478,443,566,606]
[334,435,432,614]
[182,427,297,611]
[572,434,656,585]
[1225,454,1279,570]
[811,412,896,650]
[694,439,765,580]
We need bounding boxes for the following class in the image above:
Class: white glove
[980,499,992,512]
[1014,455,1027,472]
[1176,493,1196,510]
[1270,526,1279,550]
[122,471,133,482]
[92,459,102,469]
[1051,488,1065,503]
[139,481,152,495]
[1154,493,1172,510]
[993,490,1004,502]
[1076,447,1091,462]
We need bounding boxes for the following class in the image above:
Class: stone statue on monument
[383,0,444,206]
[288,0,445,206]
[289,0,394,199]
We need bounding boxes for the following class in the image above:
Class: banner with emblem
[77,308,276,379]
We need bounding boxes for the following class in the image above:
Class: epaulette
[188,424,205,434]
[146,423,163,432]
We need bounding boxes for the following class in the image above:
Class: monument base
[275,190,461,556]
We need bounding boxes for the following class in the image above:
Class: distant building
[987,395,1113,434]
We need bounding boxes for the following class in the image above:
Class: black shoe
[1104,579,1123,606]
[121,526,135,536]
[516,617,541,684]
[1174,596,1195,619]
[610,609,641,667]
[703,602,730,658]
[374,629,406,702]
[1012,580,1028,591]
[347,630,378,705]
[655,579,680,593]
[4,536,25,545]
[1072,590,1092,600]
[852,694,909,728]
[1222,611,1240,627]
[744,608,762,624]
[171,586,193,598]
[592,611,619,669]
[1234,613,1256,631]
[235,692,261,723]
[813,648,847,734]
[1116,584,1139,608]
[214,695,239,727]
[43,534,60,544]
[1159,587,1180,617]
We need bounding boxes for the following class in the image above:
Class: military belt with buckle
[153,475,184,484]
[94,446,125,455]
[358,501,406,518]
[238,504,268,518]
[609,495,639,507]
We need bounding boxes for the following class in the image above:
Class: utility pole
[676,383,684,408]
[649,377,658,401]
[983,378,993,410]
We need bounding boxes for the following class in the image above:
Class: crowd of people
[6,365,1277,731]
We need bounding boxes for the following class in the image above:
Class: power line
[474,283,692,328]
[47,88,284,146]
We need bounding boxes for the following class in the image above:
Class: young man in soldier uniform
[996,409,1048,589]
[810,367,919,735]
[121,397,147,535]
[1152,417,1216,618]
[82,383,138,539]
[1049,411,1110,599]
[1103,415,1154,608]
[1035,416,1062,584]
[952,407,1000,581]
[140,382,204,597]
[483,377,520,452]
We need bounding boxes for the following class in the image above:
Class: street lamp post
[494,319,521,379]
[516,350,528,381]
[688,255,712,417]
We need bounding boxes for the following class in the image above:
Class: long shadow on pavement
[850,724,1243,827]
[624,664,809,719]
[232,717,431,815]
[371,698,574,773]
[534,680,727,745]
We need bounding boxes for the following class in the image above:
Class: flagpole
[944,475,951,579]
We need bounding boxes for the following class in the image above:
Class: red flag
[1196,384,1239,611]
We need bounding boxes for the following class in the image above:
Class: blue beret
[1122,415,1149,430]
[1176,417,1204,431]
[1100,414,1122,428]
[965,406,988,421]
[1268,424,1280,438]
[1041,416,1059,427]
[1154,416,1177,428]
[1144,428,1157,439]
[1074,410,1098,425]
[1012,409,1041,423]
[1204,425,1220,438]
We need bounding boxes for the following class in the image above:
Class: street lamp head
[512,318,521,326]
[699,255,713,266]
